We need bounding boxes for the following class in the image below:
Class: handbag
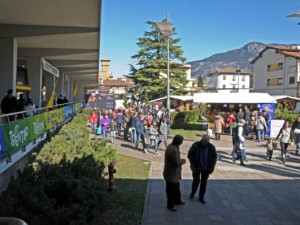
[96,125,102,135]
[294,128,300,134]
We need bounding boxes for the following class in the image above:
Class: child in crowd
[266,138,274,161]
[109,119,117,143]
[149,121,159,156]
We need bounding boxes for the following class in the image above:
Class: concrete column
[27,58,42,107]
[0,38,17,101]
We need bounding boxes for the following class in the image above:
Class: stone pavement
[107,134,300,225]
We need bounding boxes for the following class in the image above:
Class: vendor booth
[272,95,300,110]
[193,92,277,135]
[149,95,193,111]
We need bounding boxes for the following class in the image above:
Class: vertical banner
[29,114,45,140]
[258,103,275,137]
[2,118,31,154]
[44,110,59,130]
[0,125,7,160]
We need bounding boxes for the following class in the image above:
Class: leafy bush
[185,109,200,122]
[0,109,118,225]
[274,109,299,124]
[171,112,186,129]
[171,109,201,129]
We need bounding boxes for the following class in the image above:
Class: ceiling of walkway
[0,0,101,85]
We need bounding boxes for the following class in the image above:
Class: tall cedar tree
[127,20,189,100]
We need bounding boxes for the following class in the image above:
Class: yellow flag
[73,80,79,97]
[46,79,58,109]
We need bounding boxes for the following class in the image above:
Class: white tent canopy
[193,93,276,104]
[149,95,193,103]
[272,95,300,101]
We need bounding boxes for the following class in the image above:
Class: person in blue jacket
[135,114,148,154]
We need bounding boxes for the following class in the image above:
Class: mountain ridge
[188,42,268,78]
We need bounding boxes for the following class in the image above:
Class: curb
[141,161,152,225]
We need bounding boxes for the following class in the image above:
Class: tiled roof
[207,67,252,76]
[251,45,300,63]
[103,79,134,87]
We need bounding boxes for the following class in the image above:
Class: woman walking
[276,121,292,165]
[157,116,168,149]
[291,116,300,155]
[213,114,223,140]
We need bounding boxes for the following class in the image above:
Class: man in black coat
[188,134,217,203]
[1,89,19,121]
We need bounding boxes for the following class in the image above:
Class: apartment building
[205,67,252,93]
[252,45,300,97]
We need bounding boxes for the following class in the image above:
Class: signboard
[0,126,7,159]
[44,109,60,130]
[42,58,59,77]
[85,93,115,109]
[2,118,31,154]
[29,114,45,140]
[64,104,73,120]
[258,103,275,136]
[74,103,81,114]
[57,108,64,124]
[270,120,285,138]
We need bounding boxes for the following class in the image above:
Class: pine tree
[126,20,189,100]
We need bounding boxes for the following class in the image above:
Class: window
[267,65,271,71]
[289,76,295,84]
[242,75,245,81]
[267,79,270,86]
[278,78,283,85]
[223,75,226,80]
[223,85,226,89]
[242,85,245,89]
[278,62,283,70]
[232,75,236,81]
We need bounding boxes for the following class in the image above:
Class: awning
[271,95,300,101]
[193,93,277,104]
[16,84,32,91]
[149,95,194,103]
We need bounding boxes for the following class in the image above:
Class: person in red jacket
[88,111,98,134]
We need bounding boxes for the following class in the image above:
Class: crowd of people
[0,89,70,122]
[88,104,171,155]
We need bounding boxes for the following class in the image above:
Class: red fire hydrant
[108,162,116,191]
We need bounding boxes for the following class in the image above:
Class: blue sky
[100,0,300,77]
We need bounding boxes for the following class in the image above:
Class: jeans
[110,131,116,143]
[229,126,233,135]
[150,138,158,153]
[91,122,97,134]
[191,171,209,200]
[102,131,107,139]
[135,133,147,150]
[257,129,265,142]
[117,123,122,135]
[131,128,136,143]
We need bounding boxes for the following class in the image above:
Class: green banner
[2,118,31,154]
[29,114,45,139]
[74,103,81,114]
[57,108,64,124]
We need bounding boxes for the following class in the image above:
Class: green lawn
[94,155,150,225]
[170,121,207,141]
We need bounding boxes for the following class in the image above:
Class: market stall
[193,92,277,135]
[149,95,194,111]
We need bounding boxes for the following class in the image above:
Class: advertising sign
[29,114,45,140]
[74,103,81,114]
[2,118,31,154]
[0,126,7,159]
[85,93,115,109]
[64,105,73,120]
[44,109,60,130]
[57,108,64,124]
[258,103,275,137]
[270,120,285,138]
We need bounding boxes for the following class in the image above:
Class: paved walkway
[107,134,300,225]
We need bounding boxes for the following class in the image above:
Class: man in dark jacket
[163,135,186,212]
[1,89,19,121]
[135,115,148,153]
[188,134,217,204]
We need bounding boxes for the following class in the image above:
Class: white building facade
[205,68,251,93]
[252,45,300,97]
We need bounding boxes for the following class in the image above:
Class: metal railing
[0,100,84,124]
[0,217,27,225]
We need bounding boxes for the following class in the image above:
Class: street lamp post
[156,20,173,134]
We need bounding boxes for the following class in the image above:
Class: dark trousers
[215,133,221,140]
[280,142,289,163]
[191,171,209,200]
[124,124,130,141]
[166,181,181,208]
